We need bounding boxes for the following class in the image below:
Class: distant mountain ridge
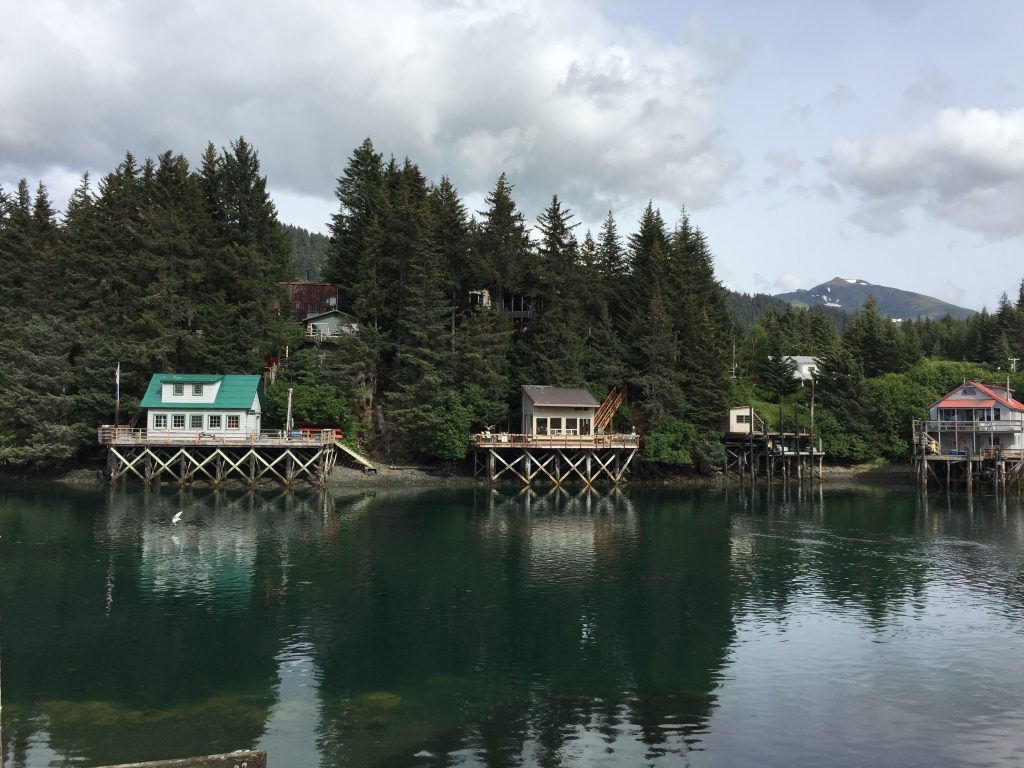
[774,277,976,321]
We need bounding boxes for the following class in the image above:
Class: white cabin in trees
[521,385,599,436]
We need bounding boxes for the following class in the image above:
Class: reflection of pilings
[485,485,636,517]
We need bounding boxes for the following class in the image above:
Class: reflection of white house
[141,515,255,606]
[303,309,358,341]
[141,374,264,437]
[925,380,1024,453]
[521,385,599,436]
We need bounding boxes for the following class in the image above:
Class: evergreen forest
[2,136,1024,471]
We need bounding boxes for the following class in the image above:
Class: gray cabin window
[154,414,167,429]
[579,418,591,435]
[190,414,203,429]
[536,417,547,435]
[172,414,185,429]
[995,407,1001,421]
[172,383,184,396]
[227,415,240,430]
[566,417,578,434]
[550,417,562,434]
[192,384,203,396]
[208,415,221,429]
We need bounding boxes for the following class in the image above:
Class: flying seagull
[172,510,183,525]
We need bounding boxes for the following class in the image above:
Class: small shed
[141,374,264,436]
[727,406,762,435]
[279,281,340,320]
[521,385,599,436]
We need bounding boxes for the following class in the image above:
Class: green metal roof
[140,374,264,410]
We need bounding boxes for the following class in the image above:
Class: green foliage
[641,417,698,466]
[430,391,472,461]
[267,381,354,431]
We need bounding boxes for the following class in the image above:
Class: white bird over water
[172,510,183,525]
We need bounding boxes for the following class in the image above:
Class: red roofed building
[924,380,1024,454]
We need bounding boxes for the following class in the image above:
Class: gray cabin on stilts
[472,385,638,485]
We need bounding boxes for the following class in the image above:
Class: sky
[2,0,1022,311]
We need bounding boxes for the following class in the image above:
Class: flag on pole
[115,362,120,402]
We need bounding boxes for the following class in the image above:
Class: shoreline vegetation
[4,135,1024,476]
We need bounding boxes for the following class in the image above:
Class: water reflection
[2,483,1024,766]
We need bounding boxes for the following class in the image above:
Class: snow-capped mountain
[774,277,976,321]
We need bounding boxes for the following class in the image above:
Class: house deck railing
[915,419,1024,434]
[471,433,639,450]
[98,426,340,447]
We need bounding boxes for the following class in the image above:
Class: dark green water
[2,482,1024,767]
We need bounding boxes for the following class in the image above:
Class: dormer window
[193,384,203,396]
[963,387,977,396]
[172,384,184,396]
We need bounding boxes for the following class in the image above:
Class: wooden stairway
[334,439,377,474]
[594,386,625,431]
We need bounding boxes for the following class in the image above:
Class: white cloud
[825,108,1024,238]
[0,0,742,230]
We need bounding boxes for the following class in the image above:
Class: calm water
[2,481,1024,767]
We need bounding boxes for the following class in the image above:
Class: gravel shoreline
[38,460,915,490]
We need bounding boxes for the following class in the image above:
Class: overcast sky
[2,0,1022,311]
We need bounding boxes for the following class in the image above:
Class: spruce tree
[521,195,586,386]
[326,138,386,311]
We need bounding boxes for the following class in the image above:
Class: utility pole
[285,388,294,436]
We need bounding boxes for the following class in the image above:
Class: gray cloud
[0,0,742,231]
[825,108,1024,238]
[762,149,803,188]
[905,68,956,104]
[821,85,855,107]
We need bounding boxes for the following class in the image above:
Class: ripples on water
[3,482,1024,767]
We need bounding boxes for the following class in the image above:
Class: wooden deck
[470,433,639,450]
[97,426,358,487]
[98,426,339,447]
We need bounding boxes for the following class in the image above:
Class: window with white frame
[154,414,167,429]
[227,415,240,430]
[208,415,222,429]
[192,384,203,396]
[172,414,185,429]
[190,414,203,429]
[172,383,184,396]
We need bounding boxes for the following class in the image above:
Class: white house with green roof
[141,374,264,437]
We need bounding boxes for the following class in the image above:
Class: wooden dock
[912,419,1024,491]
[470,433,639,485]
[723,431,824,482]
[98,427,356,487]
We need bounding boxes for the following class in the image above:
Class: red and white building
[923,380,1024,455]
